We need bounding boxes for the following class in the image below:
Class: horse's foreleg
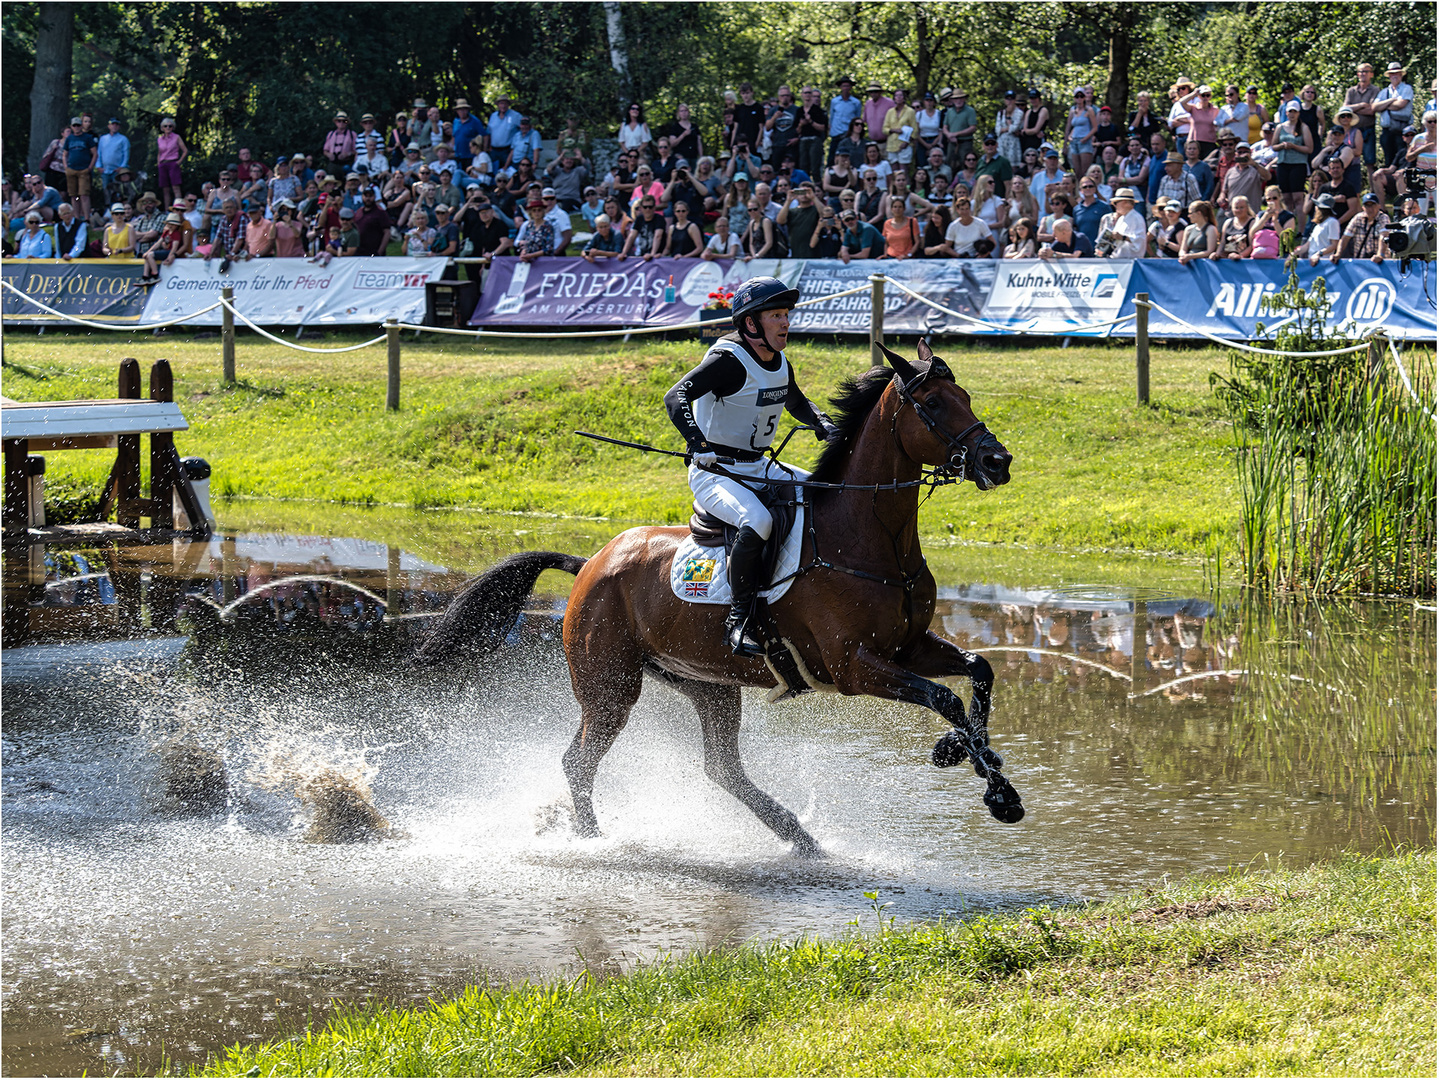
[899,631,995,752]
[561,704,631,838]
[836,646,1023,823]
[682,681,822,857]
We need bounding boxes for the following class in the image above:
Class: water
[2,508,1433,1075]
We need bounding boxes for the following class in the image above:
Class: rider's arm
[783,369,834,435]
[663,349,747,452]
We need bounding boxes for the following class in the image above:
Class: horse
[416,339,1022,855]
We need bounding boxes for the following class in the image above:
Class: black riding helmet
[730,275,799,355]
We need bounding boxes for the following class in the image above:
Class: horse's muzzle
[973,438,1013,490]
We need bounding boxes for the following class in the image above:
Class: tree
[27,1,71,172]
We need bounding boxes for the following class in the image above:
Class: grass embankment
[201,851,1435,1077]
[1,330,1238,558]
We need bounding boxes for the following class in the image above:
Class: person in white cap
[102,202,136,257]
[1096,188,1146,259]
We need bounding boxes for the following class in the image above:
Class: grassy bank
[1,329,1241,557]
[200,850,1434,1077]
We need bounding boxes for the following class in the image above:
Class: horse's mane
[809,366,894,483]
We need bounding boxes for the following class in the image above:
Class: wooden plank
[0,400,189,440]
[23,435,119,451]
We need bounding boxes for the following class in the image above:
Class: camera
[1385,214,1436,262]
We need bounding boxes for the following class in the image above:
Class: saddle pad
[670,497,805,606]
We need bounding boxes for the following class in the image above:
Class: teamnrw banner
[137,257,450,327]
[3,259,149,324]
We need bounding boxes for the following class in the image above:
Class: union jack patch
[684,580,710,597]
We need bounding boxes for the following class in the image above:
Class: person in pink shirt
[863,80,895,142]
[155,117,188,209]
[237,201,276,258]
[1176,84,1221,159]
[323,111,356,167]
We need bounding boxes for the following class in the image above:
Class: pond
[2,503,1433,1075]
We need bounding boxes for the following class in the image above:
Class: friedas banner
[137,257,449,327]
[2,259,149,324]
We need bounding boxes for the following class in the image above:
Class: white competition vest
[691,340,791,453]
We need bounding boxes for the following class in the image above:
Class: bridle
[890,357,989,483]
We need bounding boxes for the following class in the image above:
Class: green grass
[199,850,1435,1077]
[1,329,1242,559]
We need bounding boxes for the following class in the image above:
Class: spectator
[579,185,604,227]
[1250,120,1279,169]
[1295,83,1326,151]
[97,117,130,200]
[731,83,765,150]
[352,187,390,255]
[1167,77,1196,151]
[237,201,275,258]
[467,197,515,262]
[201,167,240,231]
[859,143,892,191]
[741,197,785,258]
[536,187,571,252]
[183,189,208,233]
[272,200,305,256]
[428,203,458,257]
[878,194,920,259]
[1094,105,1124,157]
[1070,174,1111,242]
[972,173,1006,252]
[996,90,1024,166]
[355,133,388,178]
[266,157,302,213]
[603,149,637,204]
[1145,131,1170,205]
[753,180,779,221]
[836,186,862,226]
[1308,155,1359,226]
[795,86,827,179]
[15,212,53,257]
[827,75,862,164]
[61,116,99,224]
[944,193,991,257]
[1216,194,1257,258]
[1098,187,1146,258]
[139,211,189,282]
[387,111,412,167]
[1149,198,1184,257]
[545,150,589,211]
[703,212,742,259]
[973,133,1013,189]
[1217,137,1267,212]
[651,135,684,185]
[913,91,943,162]
[102,203,135,257]
[131,192,164,256]
[1273,82,1299,120]
[323,111,356,167]
[1041,216,1093,258]
[1254,184,1296,242]
[1004,175,1039,229]
[723,172,752,233]
[838,207,882,261]
[239,162,268,209]
[809,204,844,257]
[1183,138,1215,200]
[444,99,479,171]
[621,194,664,260]
[629,165,663,210]
[53,202,87,261]
[881,89,917,173]
[1028,147,1066,208]
[910,168,932,203]
[954,150,979,191]
[1178,84,1221,159]
[1409,111,1436,210]
[1064,88,1098,177]
[1037,192,1072,244]
[1374,62,1414,166]
[1019,88,1050,156]
[834,118,867,169]
[486,95,523,159]
[510,116,542,169]
[766,85,800,170]
[1003,216,1037,258]
[917,205,952,257]
[660,102,701,167]
[1084,163,1113,202]
[1333,108,1365,189]
[1128,91,1163,148]
[778,181,821,257]
[863,81,894,143]
[1177,200,1218,263]
[1294,193,1341,264]
[1340,193,1391,261]
[1117,137,1151,213]
[555,113,590,165]
[581,212,624,261]
[664,200,703,258]
[405,200,439,256]
[1215,85,1249,143]
[1156,150,1201,210]
[38,125,68,193]
[880,172,931,220]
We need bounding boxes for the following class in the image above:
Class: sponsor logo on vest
[756,386,788,406]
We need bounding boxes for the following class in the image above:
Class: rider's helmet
[730,276,799,354]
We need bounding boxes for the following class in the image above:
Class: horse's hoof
[932,731,968,768]
[988,801,1025,824]
[983,776,1024,823]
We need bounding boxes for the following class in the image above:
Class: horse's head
[880,340,1012,490]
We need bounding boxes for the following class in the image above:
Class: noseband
[892,358,988,481]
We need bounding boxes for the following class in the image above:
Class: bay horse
[416,339,1022,855]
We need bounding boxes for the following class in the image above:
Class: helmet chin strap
[741,314,783,359]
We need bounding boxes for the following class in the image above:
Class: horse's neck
[813,387,924,568]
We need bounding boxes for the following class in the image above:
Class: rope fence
[1133,296,1371,357]
[216,297,386,353]
[0,278,223,331]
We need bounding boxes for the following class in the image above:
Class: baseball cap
[734,171,750,182]
[839,75,854,85]
[1361,192,1379,204]
[1044,147,1059,158]
[339,205,355,218]
[291,152,306,162]
[541,186,556,197]
[840,208,857,220]
[108,117,120,124]
[1284,100,1300,114]
[982,133,997,143]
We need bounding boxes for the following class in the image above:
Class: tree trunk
[913,4,932,98]
[603,0,630,110]
[1105,15,1133,116]
[27,2,73,173]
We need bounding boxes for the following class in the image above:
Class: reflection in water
[2,525,1433,1075]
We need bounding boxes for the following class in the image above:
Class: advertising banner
[2,259,149,324]
[1130,260,1436,342]
[982,259,1135,330]
[787,260,997,335]
[136,257,449,327]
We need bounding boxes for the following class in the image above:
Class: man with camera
[664,163,706,222]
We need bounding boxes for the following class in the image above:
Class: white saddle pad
[670,498,805,606]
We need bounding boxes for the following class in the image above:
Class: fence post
[1134,291,1150,406]
[386,318,401,411]
[221,286,236,385]
[869,273,885,364]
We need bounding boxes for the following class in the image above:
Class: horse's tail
[411,551,587,667]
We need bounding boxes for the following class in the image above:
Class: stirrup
[725,615,764,657]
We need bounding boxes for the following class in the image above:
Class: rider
[664,276,837,657]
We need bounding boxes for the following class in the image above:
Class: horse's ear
[879,343,919,383]
[917,338,934,364]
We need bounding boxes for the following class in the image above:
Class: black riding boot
[725,526,767,657]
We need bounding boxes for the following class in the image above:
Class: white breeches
[688,457,809,540]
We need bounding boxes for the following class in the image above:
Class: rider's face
[756,307,789,349]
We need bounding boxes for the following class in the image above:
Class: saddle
[688,483,798,587]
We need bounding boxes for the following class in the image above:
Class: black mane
[809,366,894,483]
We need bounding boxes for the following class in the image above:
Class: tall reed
[1215,273,1436,596]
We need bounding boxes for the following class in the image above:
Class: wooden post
[869,273,885,365]
[115,358,142,527]
[150,360,177,530]
[386,318,401,411]
[1134,291,1150,406]
[221,286,236,385]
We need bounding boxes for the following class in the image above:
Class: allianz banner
[1129,261,1435,341]
[3,259,149,324]
[137,257,449,327]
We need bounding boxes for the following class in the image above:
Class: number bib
[690,340,790,452]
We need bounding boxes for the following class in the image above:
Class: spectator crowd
[5,64,1435,276]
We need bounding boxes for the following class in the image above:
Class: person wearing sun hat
[324,110,356,166]
[1374,62,1415,166]
[863,80,894,142]
[1097,186,1146,259]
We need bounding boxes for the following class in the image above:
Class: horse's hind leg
[679,680,822,857]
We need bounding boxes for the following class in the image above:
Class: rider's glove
[691,449,720,468]
[815,412,840,442]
